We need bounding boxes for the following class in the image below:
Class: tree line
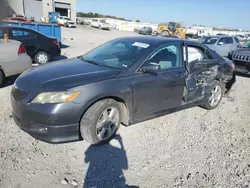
[76,12,141,22]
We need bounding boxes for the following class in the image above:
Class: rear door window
[185,45,214,63]
[11,29,35,40]
[217,37,225,44]
[224,37,233,44]
[234,37,240,43]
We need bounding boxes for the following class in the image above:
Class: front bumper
[11,89,82,144]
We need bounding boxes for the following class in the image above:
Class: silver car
[199,36,241,57]
[0,39,32,86]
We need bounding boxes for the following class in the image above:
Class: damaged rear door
[184,42,219,102]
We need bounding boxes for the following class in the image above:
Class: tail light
[18,44,26,55]
[52,40,59,46]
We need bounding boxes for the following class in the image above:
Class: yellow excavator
[156,22,186,39]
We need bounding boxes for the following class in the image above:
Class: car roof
[0,26,41,33]
[117,36,183,45]
[203,35,232,38]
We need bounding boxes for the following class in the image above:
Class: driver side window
[218,37,225,44]
[147,44,181,70]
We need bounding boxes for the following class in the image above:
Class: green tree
[136,20,141,22]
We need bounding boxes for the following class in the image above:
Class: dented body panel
[183,41,235,102]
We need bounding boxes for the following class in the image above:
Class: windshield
[199,37,219,44]
[100,20,106,23]
[78,39,151,69]
[242,40,250,48]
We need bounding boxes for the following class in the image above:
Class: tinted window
[79,40,150,69]
[242,40,250,48]
[234,37,240,43]
[11,29,35,39]
[99,20,106,23]
[200,37,219,44]
[203,49,214,60]
[224,37,233,44]
[148,44,181,70]
[218,38,225,43]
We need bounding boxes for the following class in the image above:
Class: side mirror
[141,63,161,73]
[218,42,224,45]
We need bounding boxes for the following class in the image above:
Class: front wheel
[201,81,225,110]
[80,99,122,145]
[34,51,49,64]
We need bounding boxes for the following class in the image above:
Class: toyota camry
[11,36,236,145]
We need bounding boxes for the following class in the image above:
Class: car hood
[232,48,250,61]
[233,48,250,55]
[15,58,120,91]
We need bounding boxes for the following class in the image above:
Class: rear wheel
[34,51,49,64]
[99,25,102,29]
[80,99,122,145]
[0,70,4,87]
[161,30,169,36]
[201,81,225,110]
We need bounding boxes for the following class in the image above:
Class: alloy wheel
[96,107,119,140]
[209,85,222,107]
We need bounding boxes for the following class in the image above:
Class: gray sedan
[139,27,153,35]
[11,36,235,145]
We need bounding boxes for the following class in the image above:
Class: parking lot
[1,25,250,188]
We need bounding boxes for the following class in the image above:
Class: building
[0,0,15,19]
[6,0,76,22]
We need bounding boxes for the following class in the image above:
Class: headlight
[31,91,80,104]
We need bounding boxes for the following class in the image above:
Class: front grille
[234,60,247,67]
[233,55,250,62]
[12,86,29,102]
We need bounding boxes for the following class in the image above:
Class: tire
[200,80,225,110]
[161,30,169,36]
[34,51,50,64]
[80,99,122,145]
[0,70,4,87]
[99,25,102,30]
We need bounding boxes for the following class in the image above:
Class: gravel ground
[1,26,250,188]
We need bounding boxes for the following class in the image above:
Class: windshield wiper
[78,57,100,66]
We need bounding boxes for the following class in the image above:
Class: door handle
[176,72,185,78]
